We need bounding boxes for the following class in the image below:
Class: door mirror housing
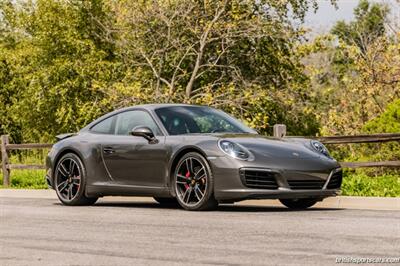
[130,126,158,144]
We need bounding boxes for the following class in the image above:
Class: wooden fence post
[273,124,286,138]
[1,135,10,187]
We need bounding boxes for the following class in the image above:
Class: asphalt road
[1,196,399,266]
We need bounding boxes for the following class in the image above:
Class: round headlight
[310,140,332,159]
[218,140,254,161]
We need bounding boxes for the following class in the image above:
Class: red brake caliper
[184,171,190,190]
[75,176,80,190]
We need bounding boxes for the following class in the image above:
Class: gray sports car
[46,104,342,211]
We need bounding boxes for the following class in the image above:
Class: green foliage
[0,0,399,197]
[302,0,399,182]
[3,168,399,198]
[0,0,122,142]
[110,0,320,135]
[306,0,398,137]
[0,0,322,143]
[342,172,400,197]
[363,99,400,134]
[357,99,400,163]
[331,0,388,53]
[327,0,389,82]
[0,150,49,188]
[0,170,47,189]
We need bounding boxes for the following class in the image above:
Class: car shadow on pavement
[217,205,342,212]
[94,201,179,210]
[86,201,343,212]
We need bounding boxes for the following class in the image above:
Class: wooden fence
[0,124,399,187]
[1,135,52,187]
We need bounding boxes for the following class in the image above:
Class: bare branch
[140,49,173,89]
[185,0,227,99]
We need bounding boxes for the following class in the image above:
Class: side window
[115,110,161,136]
[90,116,115,134]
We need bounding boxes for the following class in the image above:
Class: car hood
[217,134,319,159]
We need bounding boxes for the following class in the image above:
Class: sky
[303,0,400,33]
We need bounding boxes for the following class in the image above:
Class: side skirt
[86,182,171,198]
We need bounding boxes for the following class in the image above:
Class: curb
[1,189,399,211]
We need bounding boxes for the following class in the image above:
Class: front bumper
[216,188,339,201]
[45,150,56,189]
[45,163,54,189]
[208,156,342,201]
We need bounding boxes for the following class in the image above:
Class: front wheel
[54,153,98,206]
[173,152,218,211]
[279,198,318,210]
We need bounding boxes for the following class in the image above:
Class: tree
[112,1,305,99]
[301,0,400,173]
[331,0,389,55]
[0,0,328,141]
[103,0,321,134]
[0,0,121,142]
[304,0,399,136]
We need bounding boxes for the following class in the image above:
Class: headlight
[310,140,332,159]
[218,140,254,161]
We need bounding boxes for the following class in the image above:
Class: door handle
[103,147,115,154]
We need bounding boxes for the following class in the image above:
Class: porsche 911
[46,104,342,211]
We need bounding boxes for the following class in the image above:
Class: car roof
[121,103,206,111]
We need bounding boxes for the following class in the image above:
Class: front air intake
[240,169,279,189]
[327,170,343,189]
[287,180,325,190]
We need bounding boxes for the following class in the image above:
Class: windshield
[154,106,257,135]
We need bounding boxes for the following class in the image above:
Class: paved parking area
[1,192,399,265]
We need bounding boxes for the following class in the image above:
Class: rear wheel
[173,152,218,211]
[54,153,98,206]
[279,198,318,210]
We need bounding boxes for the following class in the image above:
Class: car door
[101,109,168,187]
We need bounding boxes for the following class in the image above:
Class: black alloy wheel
[174,152,218,211]
[55,153,98,206]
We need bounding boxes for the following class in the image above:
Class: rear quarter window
[90,116,115,134]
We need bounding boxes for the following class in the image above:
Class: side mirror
[130,126,158,144]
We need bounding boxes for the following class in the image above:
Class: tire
[279,198,318,210]
[54,153,98,206]
[173,152,218,211]
[153,197,179,207]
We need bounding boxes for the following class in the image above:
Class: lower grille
[288,180,325,190]
[240,169,278,189]
[327,170,343,189]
